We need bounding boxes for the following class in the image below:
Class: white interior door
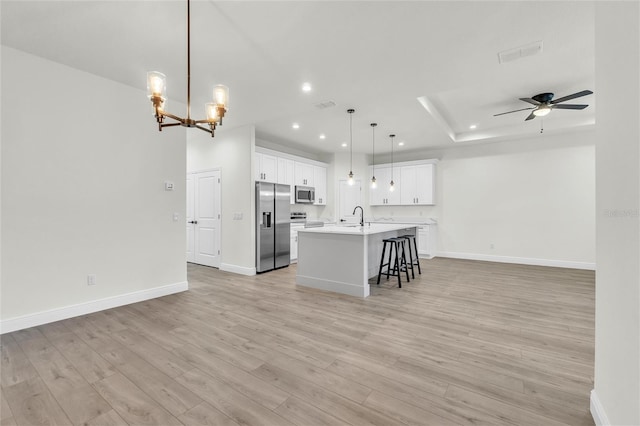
[338,179,362,223]
[187,170,221,268]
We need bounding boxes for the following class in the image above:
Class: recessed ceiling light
[341,143,347,147]
[292,123,300,129]
[302,82,312,92]
[469,124,477,130]
[319,134,326,140]
[398,142,405,146]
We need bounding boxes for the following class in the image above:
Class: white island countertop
[297,223,416,236]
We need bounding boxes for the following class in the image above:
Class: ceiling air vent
[498,40,543,64]
[314,100,336,109]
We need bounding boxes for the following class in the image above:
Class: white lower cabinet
[417,226,430,258]
[290,224,304,262]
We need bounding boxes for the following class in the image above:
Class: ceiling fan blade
[551,90,593,104]
[552,104,589,110]
[493,107,535,117]
[519,97,541,106]
[525,112,537,121]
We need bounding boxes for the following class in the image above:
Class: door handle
[188,220,198,224]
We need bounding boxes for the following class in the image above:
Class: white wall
[592,3,640,425]
[369,132,596,268]
[437,134,595,267]
[187,124,256,275]
[1,47,187,332]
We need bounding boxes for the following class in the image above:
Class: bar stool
[399,234,422,276]
[377,237,410,288]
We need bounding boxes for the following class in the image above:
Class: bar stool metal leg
[401,236,415,279]
[399,239,410,283]
[377,240,388,285]
[393,240,402,288]
[412,236,422,274]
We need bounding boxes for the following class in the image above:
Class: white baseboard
[0,281,188,334]
[437,251,596,270]
[220,263,256,276]
[297,274,369,298]
[590,389,610,426]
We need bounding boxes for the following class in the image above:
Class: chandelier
[146,0,228,137]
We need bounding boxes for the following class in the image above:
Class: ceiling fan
[494,90,593,121]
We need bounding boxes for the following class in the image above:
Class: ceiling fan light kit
[494,89,593,121]
[147,0,229,137]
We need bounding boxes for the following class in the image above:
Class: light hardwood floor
[1,258,595,425]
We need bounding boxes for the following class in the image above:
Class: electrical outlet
[173,212,179,222]
[87,274,97,286]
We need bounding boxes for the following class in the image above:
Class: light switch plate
[165,181,174,191]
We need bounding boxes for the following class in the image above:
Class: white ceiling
[1,1,595,156]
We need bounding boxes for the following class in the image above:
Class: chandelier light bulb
[214,84,229,108]
[147,71,166,99]
[348,171,354,186]
[205,103,219,122]
[371,176,377,189]
[389,180,395,192]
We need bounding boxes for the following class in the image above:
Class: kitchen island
[296,223,417,297]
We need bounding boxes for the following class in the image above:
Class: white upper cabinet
[277,157,295,204]
[400,164,434,205]
[370,160,436,206]
[369,166,401,205]
[255,152,277,182]
[255,147,329,205]
[313,166,327,205]
[294,162,314,187]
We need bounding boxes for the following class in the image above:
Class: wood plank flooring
[0,258,595,425]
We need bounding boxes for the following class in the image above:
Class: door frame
[337,178,362,223]
[187,168,222,268]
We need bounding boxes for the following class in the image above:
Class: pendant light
[347,109,355,185]
[370,123,377,188]
[389,134,396,192]
[147,0,229,137]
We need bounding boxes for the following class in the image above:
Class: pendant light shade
[389,134,396,192]
[370,123,377,189]
[347,109,355,185]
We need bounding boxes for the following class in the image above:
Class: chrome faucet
[353,205,364,226]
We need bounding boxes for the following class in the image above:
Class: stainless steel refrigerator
[256,182,291,273]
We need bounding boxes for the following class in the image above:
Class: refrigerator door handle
[263,212,272,228]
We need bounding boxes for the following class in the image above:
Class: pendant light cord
[347,109,355,176]
[372,124,375,172]
[391,135,394,180]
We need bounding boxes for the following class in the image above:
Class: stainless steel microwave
[295,186,315,204]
